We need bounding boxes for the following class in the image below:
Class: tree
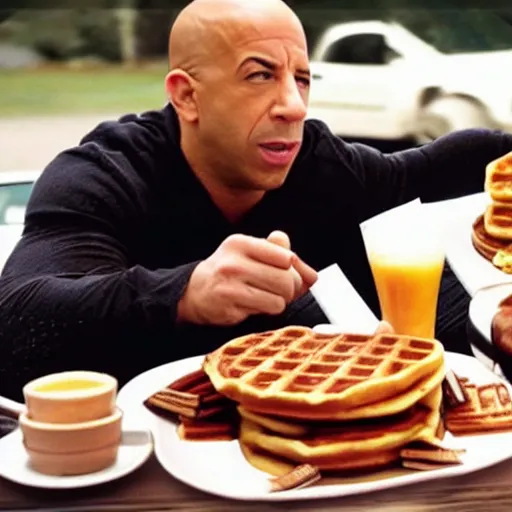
[115,0,138,64]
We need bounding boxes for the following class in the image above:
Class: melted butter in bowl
[23,371,118,424]
[34,379,106,393]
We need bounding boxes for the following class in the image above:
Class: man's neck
[196,172,265,223]
[180,133,265,223]
[204,185,265,223]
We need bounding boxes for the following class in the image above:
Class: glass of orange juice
[362,206,445,339]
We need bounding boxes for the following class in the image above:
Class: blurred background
[0,0,512,264]
[1,1,512,169]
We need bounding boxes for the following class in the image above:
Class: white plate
[470,282,512,342]
[117,352,512,502]
[444,192,512,297]
[0,427,153,489]
[468,282,512,379]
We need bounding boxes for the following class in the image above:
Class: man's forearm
[0,262,199,400]
[347,128,512,220]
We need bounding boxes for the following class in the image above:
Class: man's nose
[271,77,308,122]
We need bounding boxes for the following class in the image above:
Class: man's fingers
[292,254,318,289]
[267,230,291,250]
[234,285,287,316]
[267,231,317,294]
[267,231,303,298]
[240,236,294,269]
[243,259,296,302]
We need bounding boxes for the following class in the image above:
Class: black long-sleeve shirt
[1,104,511,400]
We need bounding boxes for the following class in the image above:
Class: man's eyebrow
[240,56,310,77]
[296,67,311,78]
[240,56,276,70]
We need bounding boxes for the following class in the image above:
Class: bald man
[0,0,510,400]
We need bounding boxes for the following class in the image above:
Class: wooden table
[1,452,512,512]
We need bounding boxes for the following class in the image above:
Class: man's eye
[247,71,273,81]
[296,76,310,87]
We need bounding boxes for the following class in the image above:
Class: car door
[308,32,406,139]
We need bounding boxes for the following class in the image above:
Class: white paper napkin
[309,263,379,335]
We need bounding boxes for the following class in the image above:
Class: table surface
[2,451,512,512]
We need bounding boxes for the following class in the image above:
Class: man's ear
[165,70,198,122]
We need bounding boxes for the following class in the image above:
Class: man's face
[193,13,310,191]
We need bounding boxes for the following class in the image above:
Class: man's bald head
[164,0,310,206]
[168,0,306,75]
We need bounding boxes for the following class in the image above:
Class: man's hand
[177,232,318,326]
[266,230,308,299]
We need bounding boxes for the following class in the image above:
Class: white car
[0,170,41,272]
[308,11,512,143]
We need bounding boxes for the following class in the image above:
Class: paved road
[0,113,416,172]
[0,113,123,172]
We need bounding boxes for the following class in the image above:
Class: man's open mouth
[257,141,300,167]
[259,142,297,152]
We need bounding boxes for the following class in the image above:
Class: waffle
[268,463,321,492]
[143,368,238,441]
[471,214,511,261]
[178,416,238,441]
[237,384,443,438]
[237,365,445,422]
[484,204,512,241]
[203,326,444,420]
[444,382,512,435]
[485,151,512,202]
[240,440,401,477]
[400,440,466,470]
[238,401,440,474]
[471,214,512,273]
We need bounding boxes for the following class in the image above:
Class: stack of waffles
[201,326,450,476]
[144,325,512,489]
[472,151,512,273]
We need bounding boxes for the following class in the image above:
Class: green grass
[0,63,170,117]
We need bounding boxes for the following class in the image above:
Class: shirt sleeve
[336,128,512,221]
[0,140,198,399]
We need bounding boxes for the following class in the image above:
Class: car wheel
[413,96,498,144]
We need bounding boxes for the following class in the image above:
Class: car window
[0,182,35,225]
[323,33,400,65]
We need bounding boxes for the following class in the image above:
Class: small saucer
[0,427,153,489]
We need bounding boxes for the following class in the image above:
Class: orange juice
[369,254,445,338]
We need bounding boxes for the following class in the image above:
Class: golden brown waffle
[178,416,238,441]
[485,151,512,202]
[444,382,512,435]
[471,214,512,264]
[203,326,444,420]
[237,384,443,438]
[268,464,321,492]
[239,437,402,476]
[400,441,465,467]
[484,204,512,241]
[238,398,441,473]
